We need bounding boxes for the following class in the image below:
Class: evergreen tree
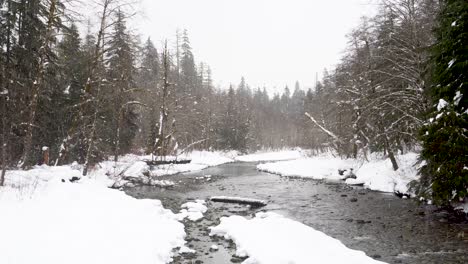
[219,86,237,150]
[418,0,468,204]
[107,10,139,161]
[180,29,197,93]
[140,37,160,88]
[18,0,65,167]
[51,23,85,164]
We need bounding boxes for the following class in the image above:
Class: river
[125,162,468,264]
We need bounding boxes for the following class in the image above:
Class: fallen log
[210,196,267,207]
[144,159,191,166]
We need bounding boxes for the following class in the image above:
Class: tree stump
[42,146,49,165]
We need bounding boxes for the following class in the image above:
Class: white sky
[128,0,377,93]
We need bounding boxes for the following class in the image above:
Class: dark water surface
[125,162,468,264]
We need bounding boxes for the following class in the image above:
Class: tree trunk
[42,147,49,165]
[114,108,124,163]
[1,93,6,186]
[1,0,13,185]
[82,107,98,176]
[388,149,399,171]
[385,136,399,171]
[153,41,171,160]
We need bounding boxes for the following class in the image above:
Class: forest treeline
[0,0,466,204]
[0,0,323,175]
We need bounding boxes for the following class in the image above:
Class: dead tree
[152,41,177,161]
[305,112,344,153]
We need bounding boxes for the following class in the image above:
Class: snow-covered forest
[1,0,466,203]
[0,0,467,263]
[0,0,327,173]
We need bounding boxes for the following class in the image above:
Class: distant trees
[418,0,467,204]
[218,84,250,151]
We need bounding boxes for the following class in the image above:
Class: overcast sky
[130,0,377,93]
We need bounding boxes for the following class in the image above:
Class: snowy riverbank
[0,150,239,264]
[235,149,305,162]
[257,152,420,194]
[210,212,386,264]
[94,150,237,187]
[0,165,186,264]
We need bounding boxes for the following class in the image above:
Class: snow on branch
[305,112,341,142]
[177,138,207,156]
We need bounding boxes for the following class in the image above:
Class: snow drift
[0,165,186,264]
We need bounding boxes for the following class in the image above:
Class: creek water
[125,162,468,264]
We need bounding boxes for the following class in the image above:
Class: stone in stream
[210,245,219,251]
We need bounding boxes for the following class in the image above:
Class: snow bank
[181,150,237,167]
[141,151,235,177]
[0,166,186,264]
[257,153,351,181]
[0,165,83,200]
[92,151,236,187]
[258,152,420,194]
[151,150,235,176]
[236,149,304,162]
[346,153,419,193]
[210,212,386,264]
[132,151,234,176]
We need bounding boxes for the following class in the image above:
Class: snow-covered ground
[0,165,186,264]
[210,212,386,264]
[257,152,420,194]
[0,150,241,264]
[151,150,237,176]
[235,149,305,162]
